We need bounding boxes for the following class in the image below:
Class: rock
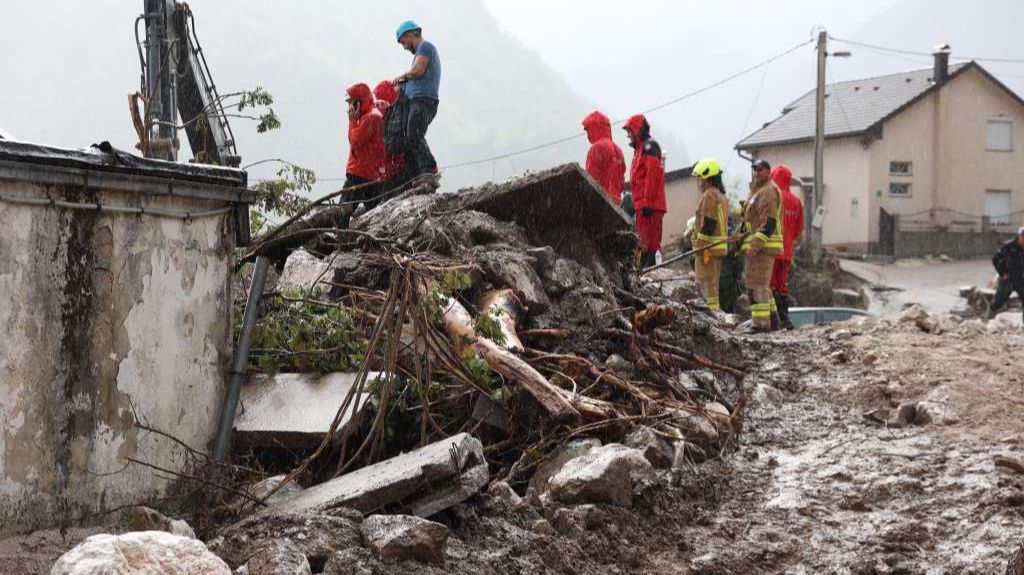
[605,354,634,379]
[244,475,303,507]
[322,547,377,575]
[994,311,1024,330]
[235,567,249,575]
[278,249,331,293]
[530,519,556,536]
[939,254,951,262]
[51,532,231,575]
[361,514,449,565]
[830,329,854,341]
[526,246,556,272]
[479,251,551,313]
[623,426,674,469]
[208,509,363,570]
[751,382,783,408]
[704,402,731,426]
[958,319,987,336]
[546,443,655,508]
[543,257,584,296]
[123,506,196,539]
[958,285,976,298]
[252,433,487,520]
[550,505,598,537]
[528,437,601,495]
[915,400,959,426]
[487,481,522,508]
[898,304,930,324]
[890,404,917,428]
[829,349,850,363]
[862,352,879,366]
[677,413,720,445]
[246,539,312,575]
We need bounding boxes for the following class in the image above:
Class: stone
[234,372,377,449]
[487,481,523,508]
[751,383,784,408]
[243,475,303,507]
[939,254,952,262]
[526,246,556,272]
[208,509,363,570]
[546,443,655,508]
[361,514,449,565]
[898,304,930,324]
[246,539,312,575]
[830,329,853,341]
[605,354,634,379]
[528,437,602,496]
[530,519,556,536]
[321,547,377,575]
[253,433,487,520]
[51,531,231,575]
[544,257,583,296]
[123,506,196,539]
[958,285,976,298]
[704,402,731,426]
[479,251,551,313]
[958,319,987,336]
[278,249,331,293]
[677,413,720,445]
[862,352,879,366]
[624,426,674,469]
[915,400,959,426]
[890,404,917,428]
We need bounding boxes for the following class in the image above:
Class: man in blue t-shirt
[393,20,441,178]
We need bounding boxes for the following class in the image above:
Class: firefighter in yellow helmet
[742,159,785,332]
[690,158,730,311]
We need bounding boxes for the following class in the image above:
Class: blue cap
[396,20,421,42]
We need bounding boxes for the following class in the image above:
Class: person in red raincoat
[770,164,805,329]
[623,114,666,269]
[582,111,626,203]
[341,83,386,227]
[373,80,408,184]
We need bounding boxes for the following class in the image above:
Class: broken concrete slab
[259,433,487,519]
[233,372,377,449]
[361,514,449,565]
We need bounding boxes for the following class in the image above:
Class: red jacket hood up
[623,114,649,142]
[346,83,375,117]
[771,164,793,194]
[770,164,805,261]
[582,111,613,144]
[373,81,399,107]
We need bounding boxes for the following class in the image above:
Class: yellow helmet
[691,158,721,180]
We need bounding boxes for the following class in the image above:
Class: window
[889,183,912,197]
[985,190,1011,224]
[890,161,913,176]
[851,198,860,217]
[987,119,1013,151]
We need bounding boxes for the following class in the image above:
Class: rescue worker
[990,226,1024,321]
[691,158,730,311]
[341,82,386,227]
[770,164,805,329]
[623,115,666,269]
[741,159,784,332]
[582,111,626,203]
[393,21,441,179]
[373,80,410,186]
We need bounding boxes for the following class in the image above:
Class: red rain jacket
[346,83,386,181]
[771,165,805,262]
[624,115,666,213]
[373,80,405,181]
[582,111,626,203]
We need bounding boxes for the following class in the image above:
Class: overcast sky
[1,0,1021,192]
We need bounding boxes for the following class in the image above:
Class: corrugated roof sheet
[737,64,966,149]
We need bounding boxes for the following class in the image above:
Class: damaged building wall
[0,147,247,535]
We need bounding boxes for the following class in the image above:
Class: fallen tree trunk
[438,295,580,423]
[478,289,525,352]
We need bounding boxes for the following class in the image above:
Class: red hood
[771,165,793,194]
[374,80,398,106]
[582,111,612,144]
[623,114,649,143]
[346,83,375,117]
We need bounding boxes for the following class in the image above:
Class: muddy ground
[5,321,1023,574]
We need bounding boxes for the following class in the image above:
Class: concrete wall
[0,181,234,534]
[746,138,872,249]
[894,228,1007,259]
[662,176,701,250]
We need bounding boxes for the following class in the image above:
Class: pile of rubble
[51,164,757,574]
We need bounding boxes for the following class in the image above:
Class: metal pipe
[212,255,270,461]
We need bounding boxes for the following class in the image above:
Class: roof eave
[735,130,869,151]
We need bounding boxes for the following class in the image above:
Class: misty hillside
[0,0,686,193]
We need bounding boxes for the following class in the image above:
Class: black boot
[774,291,793,330]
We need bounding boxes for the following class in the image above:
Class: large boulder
[246,539,311,575]
[207,509,362,570]
[546,443,655,508]
[360,515,449,565]
[51,531,231,575]
[278,249,331,293]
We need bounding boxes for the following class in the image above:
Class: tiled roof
[737,64,967,149]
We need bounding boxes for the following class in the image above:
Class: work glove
[642,207,653,218]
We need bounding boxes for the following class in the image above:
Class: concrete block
[233,372,377,449]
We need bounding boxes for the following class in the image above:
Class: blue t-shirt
[406,41,441,100]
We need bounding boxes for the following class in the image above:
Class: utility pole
[811,29,827,265]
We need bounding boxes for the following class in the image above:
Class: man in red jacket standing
[770,164,805,329]
[623,114,666,269]
[582,111,626,204]
[342,83,386,227]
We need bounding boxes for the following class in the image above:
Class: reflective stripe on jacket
[694,187,729,255]
[741,180,784,254]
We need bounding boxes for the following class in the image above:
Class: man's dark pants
[407,97,438,176]
[991,278,1024,320]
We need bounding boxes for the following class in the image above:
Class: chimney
[933,44,951,83]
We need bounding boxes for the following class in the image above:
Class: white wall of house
[663,176,701,249]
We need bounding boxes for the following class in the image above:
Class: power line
[829,36,1024,65]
